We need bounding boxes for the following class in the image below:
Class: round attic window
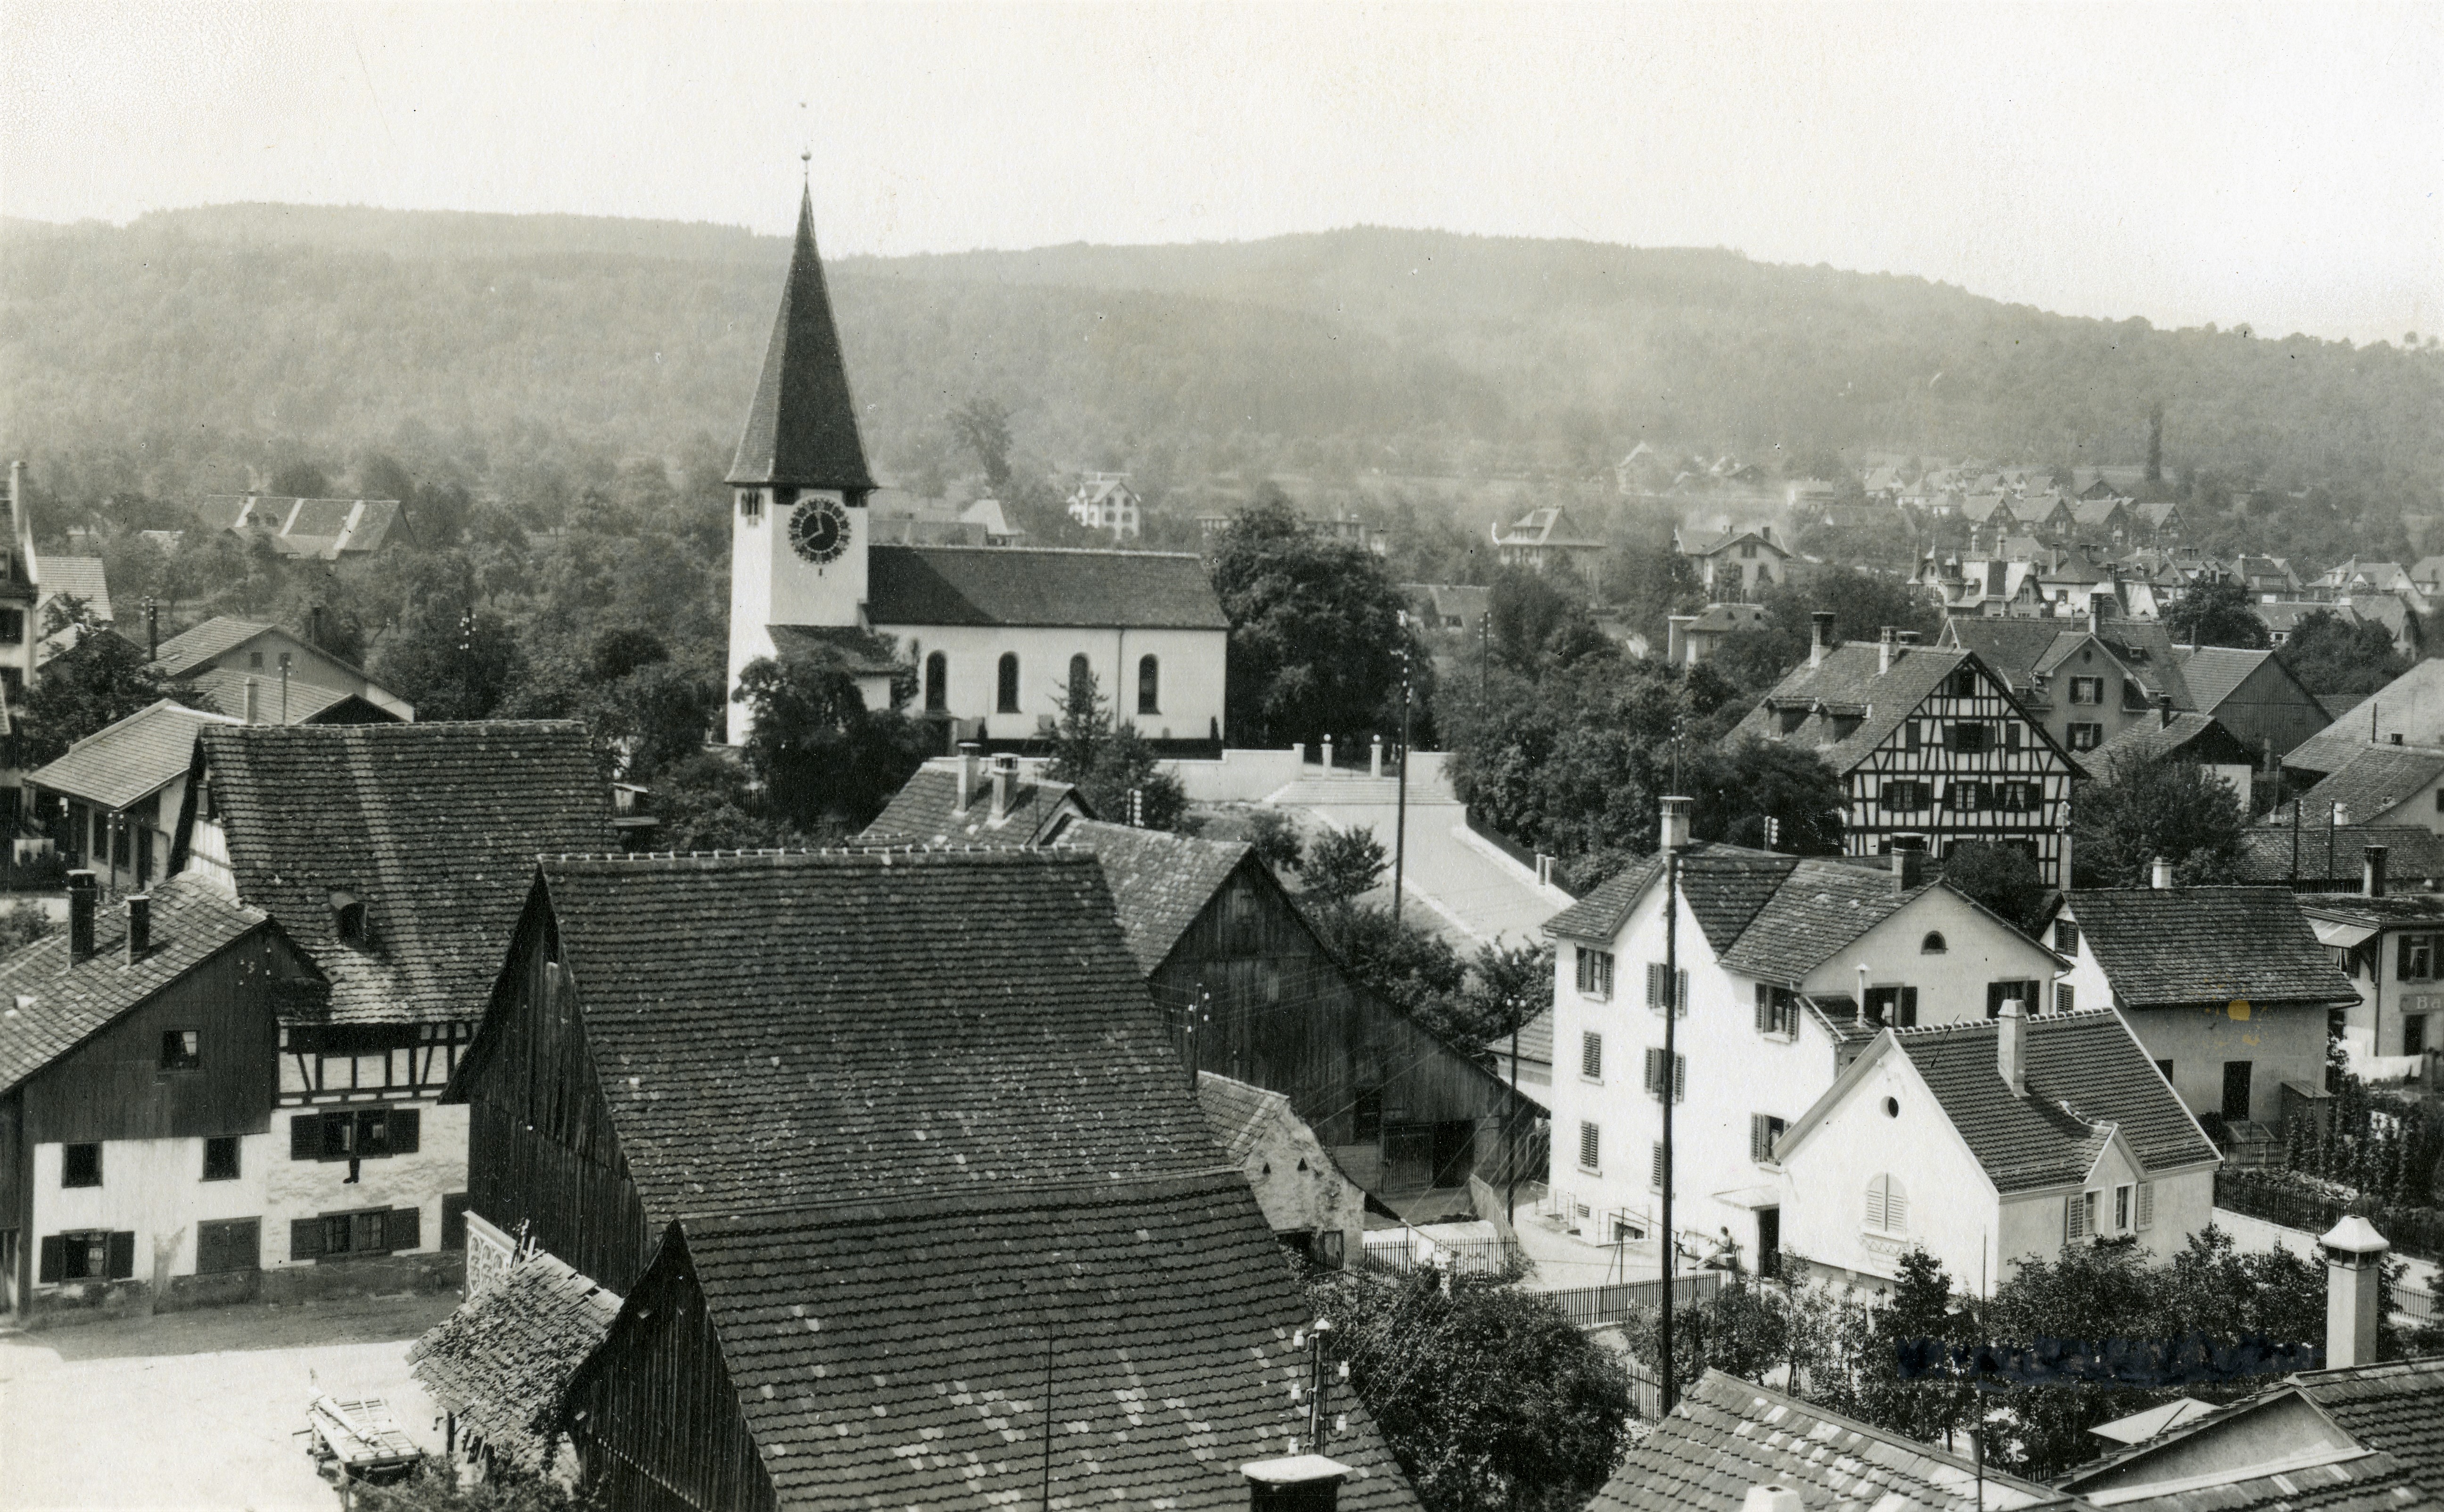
[1884,1096,1901,1118]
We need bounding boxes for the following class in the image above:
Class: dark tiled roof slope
[198,722,613,1022]
[856,765,1086,849]
[1590,1370,2069,1512]
[2292,745,2444,827]
[1715,858,1934,981]
[2065,888,2359,1009]
[650,1179,1420,1511]
[29,698,232,809]
[2290,663,2444,775]
[1545,843,1798,948]
[2239,826,2444,886]
[539,849,1218,1218]
[2294,1356,2444,1500]
[1198,1070,1292,1163]
[182,670,396,725]
[2176,647,2276,714]
[1730,641,1973,772]
[152,616,278,678]
[1056,819,1252,974]
[727,188,874,491]
[2088,713,2256,780]
[407,1251,621,1472]
[2295,892,2444,927]
[867,545,1231,630]
[1893,1011,2217,1192]
[1943,619,2085,688]
[0,879,299,1093]
[39,556,113,621]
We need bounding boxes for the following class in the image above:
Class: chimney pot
[1241,1454,1353,1512]
[1878,625,1897,674]
[2158,693,2174,729]
[244,676,260,724]
[1997,999,2028,1095]
[124,894,151,964]
[2364,845,2388,899]
[991,754,1018,820]
[1891,847,1924,892]
[67,870,98,963]
[1659,795,1693,853]
[2150,856,2173,890]
[1809,612,1835,668]
[956,741,983,814]
[2333,802,2351,829]
[2319,1214,2390,1368]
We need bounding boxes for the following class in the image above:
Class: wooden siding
[19,934,309,1145]
[2213,658,2333,763]
[567,1235,774,1512]
[1151,856,1538,1195]
[1841,663,2078,887]
[2,1090,23,1311]
[462,910,653,1294]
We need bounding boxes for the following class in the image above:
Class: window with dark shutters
[105,1232,135,1281]
[1644,1048,1686,1102]
[292,1114,321,1161]
[387,1108,419,1154]
[197,1218,260,1274]
[291,1218,325,1262]
[1751,1114,1787,1163]
[441,1193,471,1252]
[386,1206,422,1252]
[38,1234,64,1283]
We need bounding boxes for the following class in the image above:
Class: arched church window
[925,652,947,713]
[1068,654,1091,707]
[996,653,1020,714]
[1137,655,1160,715]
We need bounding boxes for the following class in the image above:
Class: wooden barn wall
[569,1244,774,1512]
[464,912,653,1294]
[20,936,303,1144]
[2,1090,24,1308]
[1151,857,1533,1188]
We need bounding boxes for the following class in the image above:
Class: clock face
[789,498,850,565]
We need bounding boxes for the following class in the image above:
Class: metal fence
[2215,1171,2444,1262]
[1544,1271,1724,1330]
[1360,1236,1524,1277]
[2400,1284,2437,1326]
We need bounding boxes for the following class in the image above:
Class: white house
[1065,474,1142,540]
[724,190,1228,751]
[1775,1005,2222,1296]
[1540,800,2065,1279]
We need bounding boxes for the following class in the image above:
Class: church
[723,188,1230,752]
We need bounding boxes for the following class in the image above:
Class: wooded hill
[2,204,2436,510]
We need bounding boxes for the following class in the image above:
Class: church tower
[725,183,877,744]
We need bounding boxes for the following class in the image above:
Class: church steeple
[727,184,875,492]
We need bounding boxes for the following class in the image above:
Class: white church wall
[894,624,1226,744]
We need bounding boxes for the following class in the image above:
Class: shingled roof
[1198,1069,1298,1164]
[1545,843,1798,949]
[866,545,1231,630]
[1728,641,2074,776]
[2237,825,2444,887]
[593,1181,1418,1511]
[726,186,874,491]
[499,849,1218,1221]
[2175,646,2278,715]
[0,879,318,1093]
[407,1250,621,1472]
[856,763,1087,848]
[2060,887,2357,1011]
[1054,819,1254,974]
[2086,712,2257,781]
[185,722,614,1023]
[2290,744,2444,827]
[28,698,236,810]
[180,670,398,726]
[1590,1369,2074,1512]
[152,616,281,678]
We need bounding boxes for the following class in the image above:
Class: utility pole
[279,651,292,726]
[1479,612,1488,701]
[1506,997,1522,1224]
[144,596,158,661]
[1659,793,1687,1419]
[1392,628,1411,924]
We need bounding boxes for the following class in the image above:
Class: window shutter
[1645,1047,1663,1095]
[1751,1114,1770,1162]
[1676,970,1689,1018]
[1672,1053,1687,1103]
[1900,987,1918,1028]
[1581,1032,1603,1080]
[389,1108,420,1155]
[1651,1142,1665,1189]
[386,1206,422,1253]
[291,1217,325,1262]
[2055,983,2075,1015]
[38,1234,64,1283]
[290,1114,319,1161]
[2137,1183,2156,1230]
[2066,1192,2088,1241]
[1755,984,1772,1034]
[106,1232,136,1281]
[2402,934,2416,979]
[1646,962,1666,1010]
[1865,1177,1886,1231]
[441,1193,470,1252]
[1578,1121,1599,1172]
[1885,1181,1906,1231]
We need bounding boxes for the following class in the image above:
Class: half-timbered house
[166,721,615,1277]
[1731,616,2083,886]
[0,875,325,1318]
[437,849,1418,1509]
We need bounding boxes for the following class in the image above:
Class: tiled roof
[2087,713,2256,781]
[621,1181,1419,1511]
[856,764,1087,849]
[524,849,1218,1220]
[1942,619,2083,685]
[152,616,278,678]
[0,879,307,1093]
[1502,505,1605,549]
[38,556,112,622]
[866,545,1230,630]
[2290,662,2444,776]
[1507,1005,1553,1067]
[406,1250,621,1472]
[1714,858,1934,982]
[2255,600,2347,634]
[2175,647,2276,713]
[1685,603,1771,633]
[2290,891,2444,928]
[196,722,614,1023]
[2061,888,2358,1010]
[180,670,396,725]
[1729,642,2074,777]
[2294,1356,2444,1498]
[1544,843,1798,950]
[1198,1069,1294,1163]
[1589,1369,2069,1512]
[27,698,236,809]
[2240,825,2444,886]
[1054,819,1253,974]
[726,187,875,491]
[2291,745,2444,826]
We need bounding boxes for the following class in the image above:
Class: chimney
[244,676,260,724]
[2364,845,2388,899]
[2150,856,2173,890]
[1657,794,1694,853]
[1241,1455,1352,1512]
[1891,847,1925,892]
[1878,625,1897,674]
[990,753,1017,820]
[2319,1214,2390,1368]
[124,894,151,964]
[1741,1489,1804,1512]
[955,741,983,814]
[1997,999,2028,1096]
[2158,692,2174,729]
[67,870,98,963]
[1897,630,1921,646]
[2333,802,2352,829]
[1809,611,1835,668]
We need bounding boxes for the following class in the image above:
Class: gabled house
[2288,660,2444,780]
[193,495,415,559]
[2229,554,2304,600]
[2294,862,2444,1076]
[2176,646,2332,763]
[1052,818,1541,1222]
[1775,1007,2220,1295]
[2238,823,2444,893]
[2287,743,2444,833]
[1732,617,2083,886]
[2086,708,2261,812]
[856,747,1090,846]
[1542,805,2066,1277]
[1199,1071,1366,1267]
[1403,582,1492,636]
[1,878,326,1317]
[2134,499,2185,541]
[1496,505,1608,588]
[1665,602,1770,667]
[166,721,615,1277]
[1941,617,2194,758]
[1677,525,1789,600]
[2070,495,2132,543]
[2045,881,2359,1152]
[440,849,1418,1509]
[27,698,240,894]
[152,616,414,723]
[1064,472,1142,540]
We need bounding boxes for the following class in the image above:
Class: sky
[2,1,2438,345]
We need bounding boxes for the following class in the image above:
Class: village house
[2228,554,2304,601]
[2287,659,2444,781]
[1064,471,1142,540]
[192,494,415,559]
[28,699,241,894]
[1542,802,2065,1279]
[0,463,115,831]
[1198,1071,1366,1267]
[2174,645,2332,764]
[2294,851,2444,1077]
[0,878,325,1319]
[1732,616,2083,886]
[151,615,415,723]
[1677,523,1789,599]
[1774,1006,2221,1296]
[434,849,1418,1508]
[2134,499,2186,542]
[2238,823,2444,893]
[165,720,615,1280]
[2085,707,2262,812]
[1494,505,1608,588]
[1664,602,1769,668]
[2287,743,2444,833]
[725,190,1229,752]
[1941,616,2193,758]
[1404,582,1492,637]
[857,746,1090,846]
[2044,877,2359,1160]
[2070,494,2132,544]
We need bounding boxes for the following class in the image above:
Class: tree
[947,396,1014,491]
[15,602,183,767]
[2164,578,2271,649]
[2073,753,2250,887]
[650,751,785,852]
[1304,900,1466,1020]
[1306,1265,1632,1512]
[1208,493,1424,748]
[2278,608,2407,698]
[1488,566,1605,676]
[1246,808,1305,873]
[1685,738,1846,855]
[1941,841,2050,934]
[1412,940,1555,1052]
[1302,824,1389,905]
[734,641,929,838]
[1042,668,1187,830]
[372,600,525,722]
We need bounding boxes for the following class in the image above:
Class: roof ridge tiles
[680,1167,1248,1232]
[889,542,1208,561]
[1887,1007,2119,1036]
